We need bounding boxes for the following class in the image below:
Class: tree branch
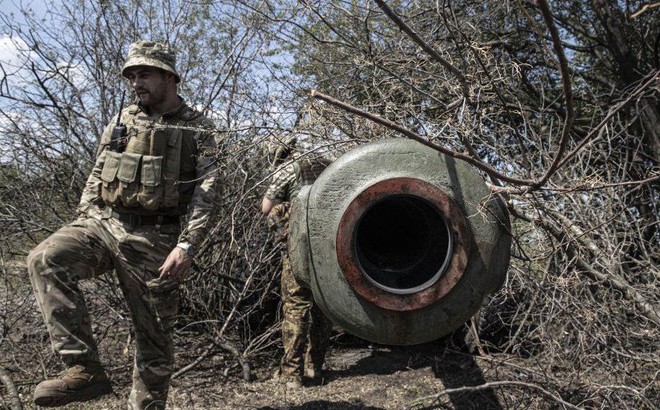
[373,0,469,97]
[308,89,534,186]
[411,380,582,410]
[512,205,660,326]
[536,0,575,186]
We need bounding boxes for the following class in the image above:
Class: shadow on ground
[256,401,384,410]
[430,353,502,410]
[323,337,503,410]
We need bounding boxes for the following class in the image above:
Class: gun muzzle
[289,139,511,345]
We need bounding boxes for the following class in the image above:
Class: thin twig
[173,265,260,379]
[373,0,469,97]
[0,367,22,410]
[536,0,575,186]
[630,2,660,18]
[308,89,533,186]
[410,380,582,410]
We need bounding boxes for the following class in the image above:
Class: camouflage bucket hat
[121,40,181,83]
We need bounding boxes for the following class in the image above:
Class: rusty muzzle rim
[336,177,471,311]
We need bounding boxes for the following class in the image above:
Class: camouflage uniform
[264,157,332,384]
[28,41,222,409]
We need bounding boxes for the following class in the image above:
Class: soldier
[261,135,333,388]
[27,40,222,408]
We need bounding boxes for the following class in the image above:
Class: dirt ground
[199,350,511,410]
[164,341,509,410]
[5,341,510,410]
[1,290,512,410]
[0,266,578,410]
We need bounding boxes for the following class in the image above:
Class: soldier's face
[125,67,170,107]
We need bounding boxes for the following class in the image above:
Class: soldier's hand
[158,247,193,281]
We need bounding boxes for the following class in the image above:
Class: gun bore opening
[354,195,453,295]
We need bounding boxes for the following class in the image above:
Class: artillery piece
[289,138,511,345]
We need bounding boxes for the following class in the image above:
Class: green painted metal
[289,139,511,345]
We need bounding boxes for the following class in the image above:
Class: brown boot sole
[34,380,113,407]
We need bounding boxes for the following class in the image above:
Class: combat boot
[33,362,112,407]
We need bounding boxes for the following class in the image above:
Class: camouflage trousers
[27,215,180,409]
[279,250,332,381]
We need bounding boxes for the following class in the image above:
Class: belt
[111,211,180,226]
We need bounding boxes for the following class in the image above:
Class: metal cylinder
[289,139,511,345]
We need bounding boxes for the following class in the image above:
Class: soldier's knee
[26,245,47,278]
[27,241,66,280]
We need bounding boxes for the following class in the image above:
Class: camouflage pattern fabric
[122,40,181,83]
[267,203,290,244]
[264,157,331,382]
[28,217,179,409]
[29,98,222,408]
[279,246,332,380]
[294,156,330,193]
[78,101,222,248]
[264,164,296,204]
[264,156,330,205]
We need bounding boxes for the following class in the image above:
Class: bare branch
[411,380,583,410]
[373,0,469,97]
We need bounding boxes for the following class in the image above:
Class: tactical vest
[99,104,200,213]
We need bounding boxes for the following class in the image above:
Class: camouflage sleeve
[264,164,296,203]
[76,117,115,218]
[178,126,222,247]
[267,202,290,243]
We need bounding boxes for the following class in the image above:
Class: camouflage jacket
[264,156,329,238]
[78,100,223,247]
[264,156,330,204]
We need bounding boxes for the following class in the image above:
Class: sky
[1,0,50,21]
[0,0,67,111]
[0,0,294,131]
[0,0,52,69]
[0,1,60,161]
